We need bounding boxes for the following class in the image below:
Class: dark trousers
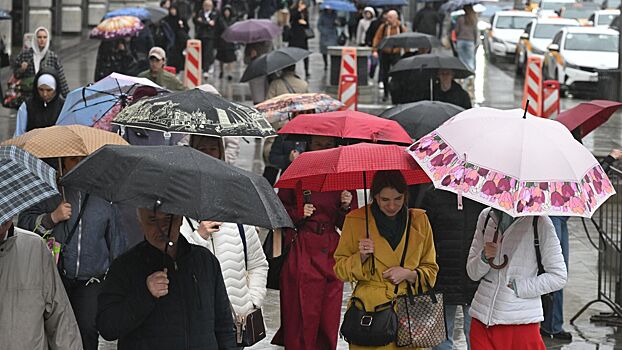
[263,165,279,186]
[200,37,216,73]
[62,276,103,350]
[380,52,400,98]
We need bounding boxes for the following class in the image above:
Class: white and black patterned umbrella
[0,146,58,223]
[112,88,276,138]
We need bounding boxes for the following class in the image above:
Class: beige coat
[265,71,309,100]
[0,227,82,350]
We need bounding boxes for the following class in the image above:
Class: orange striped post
[522,56,543,116]
[184,39,202,89]
[541,80,560,119]
[338,48,358,110]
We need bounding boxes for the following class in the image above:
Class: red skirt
[470,318,546,350]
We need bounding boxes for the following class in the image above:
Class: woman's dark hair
[370,170,408,201]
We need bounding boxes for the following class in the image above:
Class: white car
[589,9,620,27]
[537,0,577,17]
[515,18,579,75]
[543,27,619,94]
[483,10,537,63]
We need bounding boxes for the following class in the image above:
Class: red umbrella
[274,143,430,191]
[277,110,412,145]
[556,100,622,139]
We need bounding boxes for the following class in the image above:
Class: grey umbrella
[390,53,473,79]
[60,145,293,229]
[240,47,311,82]
[379,100,464,140]
[377,32,438,51]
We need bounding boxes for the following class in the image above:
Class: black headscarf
[25,69,65,132]
[371,202,408,250]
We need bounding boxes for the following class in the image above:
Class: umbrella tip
[523,100,530,119]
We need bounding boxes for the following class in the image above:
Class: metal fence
[571,166,622,325]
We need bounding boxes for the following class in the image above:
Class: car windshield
[495,16,535,29]
[564,33,619,51]
[533,24,571,38]
[540,1,574,10]
[603,0,621,9]
[598,13,618,25]
[561,4,600,19]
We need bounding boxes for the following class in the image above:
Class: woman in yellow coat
[334,170,439,350]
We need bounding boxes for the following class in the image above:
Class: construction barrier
[338,47,358,110]
[184,39,202,89]
[541,80,560,119]
[522,56,543,116]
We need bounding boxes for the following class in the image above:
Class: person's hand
[51,202,72,224]
[197,220,222,240]
[359,238,374,262]
[146,268,169,298]
[299,19,307,25]
[484,242,498,259]
[179,20,184,27]
[382,266,414,285]
[372,51,378,58]
[209,20,215,26]
[303,203,316,218]
[340,190,353,209]
[609,149,622,160]
[20,62,28,71]
[289,150,300,162]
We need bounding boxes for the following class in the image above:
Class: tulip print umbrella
[407,107,615,218]
[90,16,144,40]
[255,93,344,124]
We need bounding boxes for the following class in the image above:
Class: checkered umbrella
[0,146,58,223]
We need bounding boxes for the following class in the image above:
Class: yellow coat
[334,206,439,350]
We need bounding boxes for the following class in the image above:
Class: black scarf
[371,202,407,250]
[26,70,64,132]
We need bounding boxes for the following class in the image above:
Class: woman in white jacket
[467,207,567,349]
[180,135,269,334]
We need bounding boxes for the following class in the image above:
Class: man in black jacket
[96,208,237,350]
[419,186,485,350]
[433,69,472,109]
[194,0,219,78]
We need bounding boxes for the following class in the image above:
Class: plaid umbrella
[0,146,58,223]
[254,93,344,124]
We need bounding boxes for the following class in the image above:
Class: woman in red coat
[272,135,355,350]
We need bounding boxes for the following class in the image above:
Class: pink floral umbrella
[407,107,615,218]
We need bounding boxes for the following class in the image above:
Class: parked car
[543,26,618,95]
[559,2,601,25]
[483,10,537,63]
[589,9,620,27]
[515,17,579,75]
[537,0,577,17]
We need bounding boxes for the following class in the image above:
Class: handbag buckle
[360,315,373,327]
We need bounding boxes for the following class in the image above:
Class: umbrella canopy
[407,107,615,218]
[1,125,128,158]
[275,143,430,191]
[359,0,408,6]
[90,16,144,40]
[440,0,480,12]
[320,0,358,12]
[379,100,464,140]
[277,110,413,145]
[241,47,311,82]
[103,6,167,22]
[222,19,282,43]
[377,32,436,51]
[113,88,276,138]
[57,72,167,127]
[555,100,622,139]
[0,9,10,19]
[390,53,474,79]
[0,146,58,224]
[254,93,344,124]
[60,145,293,229]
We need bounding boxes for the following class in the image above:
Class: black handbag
[282,25,291,42]
[340,212,412,346]
[262,228,296,290]
[533,217,555,314]
[304,27,315,39]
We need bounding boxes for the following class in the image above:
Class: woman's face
[193,137,222,159]
[37,84,56,103]
[308,136,336,151]
[224,8,231,17]
[169,7,177,16]
[365,11,373,19]
[374,187,405,218]
[36,30,48,50]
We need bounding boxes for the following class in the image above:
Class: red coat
[272,188,356,350]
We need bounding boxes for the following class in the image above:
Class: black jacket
[194,10,220,39]
[96,235,237,350]
[419,186,485,305]
[433,81,472,109]
[412,7,441,36]
[25,69,65,132]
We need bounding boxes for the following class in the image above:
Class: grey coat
[318,11,339,55]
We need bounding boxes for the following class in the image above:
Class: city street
[2,6,622,349]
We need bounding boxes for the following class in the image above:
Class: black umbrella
[112,88,276,138]
[60,145,294,229]
[390,53,474,79]
[379,100,464,140]
[241,47,311,82]
[377,32,437,51]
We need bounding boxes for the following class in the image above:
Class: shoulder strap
[238,224,248,270]
[393,210,412,295]
[185,217,196,231]
[481,210,493,236]
[281,77,295,93]
[533,217,545,275]
[64,193,90,246]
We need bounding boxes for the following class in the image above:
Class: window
[533,24,572,38]
[495,16,536,29]
[598,13,618,26]
[564,33,619,51]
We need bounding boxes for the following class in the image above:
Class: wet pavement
[2,6,622,350]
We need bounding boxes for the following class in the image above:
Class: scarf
[26,71,64,132]
[32,26,50,74]
[371,202,407,250]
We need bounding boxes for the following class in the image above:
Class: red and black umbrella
[277,110,412,145]
[556,100,622,139]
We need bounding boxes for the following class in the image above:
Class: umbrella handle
[488,255,509,269]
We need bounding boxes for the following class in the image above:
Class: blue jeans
[433,305,471,350]
[541,216,569,334]
[456,40,476,72]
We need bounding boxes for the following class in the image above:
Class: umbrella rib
[70,98,119,113]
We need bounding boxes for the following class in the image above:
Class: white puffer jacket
[467,208,567,326]
[180,219,268,317]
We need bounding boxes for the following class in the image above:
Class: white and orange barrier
[184,39,202,89]
[541,80,560,119]
[522,56,543,116]
[338,47,358,110]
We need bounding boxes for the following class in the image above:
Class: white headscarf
[32,26,50,74]
[37,74,56,90]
